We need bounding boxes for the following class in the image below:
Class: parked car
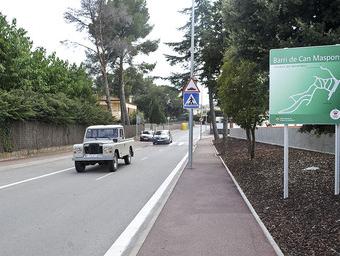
[140,130,154,141]
[153,130,172,145]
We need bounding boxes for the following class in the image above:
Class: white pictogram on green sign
[279,67,340,114]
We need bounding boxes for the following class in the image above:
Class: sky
[0,0,208,105]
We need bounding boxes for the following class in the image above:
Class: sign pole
[335,124,340,195]
[188,0,195,169]
[284,124,289,199]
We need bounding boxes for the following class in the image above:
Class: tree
[165,0,226,140]
[111,0,158,125]
[65,0,157,125]
[0,13,113,126]
[64,0,121,115]
[148,97,166,125]
[0,15,32,91]
[218,57,267,159]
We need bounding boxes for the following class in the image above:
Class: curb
[214,145,284,256]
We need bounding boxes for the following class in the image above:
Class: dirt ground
[215,137,340,256]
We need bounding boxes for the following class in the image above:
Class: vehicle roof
[87,125,123,129]
[155,130,170,132]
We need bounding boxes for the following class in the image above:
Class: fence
[230,127,335,154]
[0,121,87,154]
[0,121,183,155]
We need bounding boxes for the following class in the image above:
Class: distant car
[140,130,154,141]
[153,130,172,145]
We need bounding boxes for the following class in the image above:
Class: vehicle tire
[75,161,86,173]
[153,142,157,145]
[108,153,119,172]
[124,154,131,165]
[129,146,134,157]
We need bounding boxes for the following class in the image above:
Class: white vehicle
[140,130,154,141]
[72,125,134,173]
[153,130,173,145]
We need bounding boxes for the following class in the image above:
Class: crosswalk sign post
[183,78,200,168]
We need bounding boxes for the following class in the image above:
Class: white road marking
[103,153,188,256]
[141,157,148,161]
[0,167,74,191]
[96,173,114,181]
[178,142,184,146]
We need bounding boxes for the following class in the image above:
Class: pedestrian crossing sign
[183,92,200,109]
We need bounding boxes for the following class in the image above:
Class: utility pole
[188,0,195,168]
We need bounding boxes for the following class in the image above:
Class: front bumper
[72,154,114,162]
[140,137,152,141]
[154,139,170,144]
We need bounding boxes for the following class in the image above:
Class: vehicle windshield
[142,131,151,135]
[155,131,168,135]
[86,128,118,139]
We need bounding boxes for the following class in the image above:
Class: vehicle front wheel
[108,153,119,172]
[75,161,86,173]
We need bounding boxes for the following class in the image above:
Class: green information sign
[269,45,340,124]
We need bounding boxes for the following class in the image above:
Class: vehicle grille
[84,144,103,154]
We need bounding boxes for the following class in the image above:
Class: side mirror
[112,138,118,143]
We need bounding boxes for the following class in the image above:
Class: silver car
[140,130,154,141]
[153,130,173,145]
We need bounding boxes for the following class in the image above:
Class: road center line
[0,167,74,191]
[96,173,114,181]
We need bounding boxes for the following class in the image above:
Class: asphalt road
[0,127,200,256]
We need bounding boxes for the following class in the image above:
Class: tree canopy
[0,13,113,125]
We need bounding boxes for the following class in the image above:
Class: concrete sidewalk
[137,137,277,256]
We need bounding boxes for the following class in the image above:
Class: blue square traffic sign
[183,92,200,109]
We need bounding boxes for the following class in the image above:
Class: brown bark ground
[215,137,340,256]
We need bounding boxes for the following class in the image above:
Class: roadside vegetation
[168,0,339,159]
[0,14,113,126]
[0,0,185,128]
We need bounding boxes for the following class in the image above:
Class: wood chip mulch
[214,137,340,256]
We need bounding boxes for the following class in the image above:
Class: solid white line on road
[141,157,148,161]
[96,173,114,181]
[103,153,188,256]
[178,142,184,146]
[0,167,74,191]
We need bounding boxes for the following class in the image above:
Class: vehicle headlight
[103,146,113,155]
[73,146,83,156]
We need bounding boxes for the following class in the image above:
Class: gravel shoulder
[215,137,340,256]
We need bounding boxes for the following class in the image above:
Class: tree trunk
[250,125,256,159]
[118,56,130,125]
[208,87,219,140]
[100,63,113,116]
[245,128,251,157]
[222,113,228,154]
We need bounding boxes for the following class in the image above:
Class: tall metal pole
[188,0,195,168]
[335,124,340,195]
[284,124,289,199]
